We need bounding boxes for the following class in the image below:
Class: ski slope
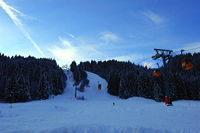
[0,71,199,133]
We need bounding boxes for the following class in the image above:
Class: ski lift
[181,58,193,70]
[153,69,161,77]
[153,63,161,77]
[152,54,161,60]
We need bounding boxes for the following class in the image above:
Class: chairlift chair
[181,58,193,70]
[153,63,161,77]
[153,69,161,77]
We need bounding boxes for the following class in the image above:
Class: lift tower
[152,49,173,67]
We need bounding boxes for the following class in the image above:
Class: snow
[0,71,199,133]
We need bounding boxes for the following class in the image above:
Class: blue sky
[0,0,200,67]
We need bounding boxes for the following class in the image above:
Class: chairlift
[152,54,161,60]
[153,69,161,77]
[181,58,193,70]
[153,63,161,77]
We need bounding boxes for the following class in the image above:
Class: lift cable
[172,46,200,53]
[138,46,200,67]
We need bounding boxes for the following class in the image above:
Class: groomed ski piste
[0,71,199,133]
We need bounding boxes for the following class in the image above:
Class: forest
[76,53,200,102]
[0,53,66,103]
[0,52,199,103]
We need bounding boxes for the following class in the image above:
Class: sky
[0,0,200,67]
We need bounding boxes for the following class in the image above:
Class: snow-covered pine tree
[37,73,50,100]
[4,71,31,103]
[107,72,120,96]
[153,80,164,102]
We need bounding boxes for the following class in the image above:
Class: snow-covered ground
[0,71,199,133]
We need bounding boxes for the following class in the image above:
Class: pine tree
[37,73,50,100]
[153,80,164,102]
[107,72,120,96]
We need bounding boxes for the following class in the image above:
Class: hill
[0,71,199,133]
[77,53,200,101]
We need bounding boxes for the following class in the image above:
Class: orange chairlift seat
[153,63,161,77]
[153,69,161,77]
[79,87,84,91]
[181,59,193,70]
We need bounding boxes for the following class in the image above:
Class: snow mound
[78,71,117,100]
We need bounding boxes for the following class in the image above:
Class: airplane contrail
[0,0,45,57]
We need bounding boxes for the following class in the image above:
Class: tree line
[75,53,200,102]
[0,54,67,103]
[1,52,199,103]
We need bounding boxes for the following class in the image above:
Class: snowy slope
[0,71,199,133]
[54,71,117,101]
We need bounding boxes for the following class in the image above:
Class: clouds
[111,54,145,62]
[49,37,151,66]
[99,31,119,42]
[176,41,200,53]
[48,31,122,65]
[0,0,45,57]
[48,37,104,65]
[142,61,156,68]
[142,10,165,25]
[48,31,154,66]
[67,33,77,40]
